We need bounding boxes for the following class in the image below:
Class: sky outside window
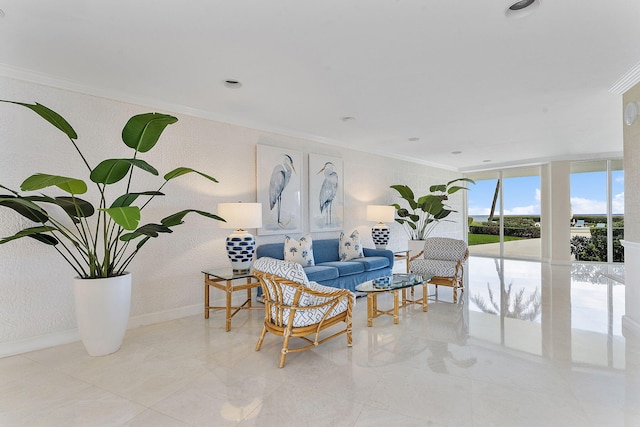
[469,171,624,217]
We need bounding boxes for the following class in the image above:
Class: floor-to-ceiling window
[569,160,624,263]
[467,167,541,260]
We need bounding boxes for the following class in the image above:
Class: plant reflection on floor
[470,258,542,321]
[470,282,542,321]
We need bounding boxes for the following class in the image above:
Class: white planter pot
[73,273,131,356]
[408,239,426,259]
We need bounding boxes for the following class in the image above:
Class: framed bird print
[257,144,303,235]
[309,153,344,232]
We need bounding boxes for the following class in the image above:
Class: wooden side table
[202,268,261,331]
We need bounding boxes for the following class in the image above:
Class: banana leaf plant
[390,178,475,240]
[0,100,224,278]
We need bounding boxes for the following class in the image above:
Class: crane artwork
[318,161,338,226]
[269,153,296,226]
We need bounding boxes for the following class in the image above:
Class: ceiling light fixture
[451,151,462,155]
[223,79,242,89]
[341,116,356,122]
[408,137,420,142]
[505,0,540,18]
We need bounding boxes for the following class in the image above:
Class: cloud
[613,192,624,214]
[571,197,606,214]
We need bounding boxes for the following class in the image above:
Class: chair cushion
[423,237,467,261]
[351,256,389,271]
[303,265,340,282]
[284,234,315,266]
[316,261,365,276]
[339,230,364,261]
[410,259,458,278]
[276,281,351,327]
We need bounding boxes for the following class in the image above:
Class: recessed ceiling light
[451,151,462,155]
[408,137,420,142]
[223,79,242,89]
[341,116,356,122]
[505,0,540,18]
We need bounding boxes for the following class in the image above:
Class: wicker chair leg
[256,326,267,351]
[347,322,353,347]
[279,339,291,368]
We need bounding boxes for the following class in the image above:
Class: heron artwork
[269,154,296,226]
[318,161,338,225]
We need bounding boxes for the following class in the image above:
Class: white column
[540,161,571,264]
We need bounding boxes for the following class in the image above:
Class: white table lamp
[218,202,262,272]
[366,205,395,249]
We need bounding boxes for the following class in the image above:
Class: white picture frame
[309,153,344,232]
[257,145,303,235]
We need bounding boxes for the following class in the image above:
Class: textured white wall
[623,83,640,337]
[0,76,461,352]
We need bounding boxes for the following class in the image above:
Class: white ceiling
[2,0,640,171]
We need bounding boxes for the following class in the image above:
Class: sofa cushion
[311,238,341,264]
[351,256,390,272]
[316,261,365,276]
[339,230,364,261]
[303,265,340,282]
[284,234,315,266]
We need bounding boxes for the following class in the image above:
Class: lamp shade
[218,203,262,230]
[366,205,395,223]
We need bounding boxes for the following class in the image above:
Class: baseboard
[127,304,202,329]
[622,315,640,339]
[0,303,203,358]
[0,329,80,358]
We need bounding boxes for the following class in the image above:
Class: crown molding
[609,61,640,95]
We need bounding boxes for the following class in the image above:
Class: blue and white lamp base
[371,223,390,250]
[225,229,256,272]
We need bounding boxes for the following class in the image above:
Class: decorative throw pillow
[283,234,315,266]
[339,230,364,261]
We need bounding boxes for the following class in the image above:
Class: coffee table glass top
[355,273,429,292]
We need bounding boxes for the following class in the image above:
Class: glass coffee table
[355,273,431,326]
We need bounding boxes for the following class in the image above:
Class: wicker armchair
[251,257,354,368]
[409,237,469,303]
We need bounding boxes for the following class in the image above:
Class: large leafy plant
[390,178,474,240]
[0,101,223,278]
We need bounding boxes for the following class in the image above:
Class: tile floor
[1,257,638,426]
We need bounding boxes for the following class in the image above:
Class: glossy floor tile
[1,257,638,426]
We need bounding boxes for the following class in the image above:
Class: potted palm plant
[390,178,474,255]
[0,100,224,356]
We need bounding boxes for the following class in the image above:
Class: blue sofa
[256,238,394,292]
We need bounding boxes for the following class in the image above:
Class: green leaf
[1,101,77,139]
[161,209,224,227]
[420,195,445,215]
[0,226,57,245]
[54,197,95,218]
[120,223,173,241]
[390,185,415,202]
[21,174,87,195]
[90,159,158,184]
[446,177,475,187]
[447,185,469,194]
[429,184,447,193]
[163,167,218,183]
[0,196,49,223]
[101,206,141,230]
[121,113,178,153]
[110,191,164,208]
